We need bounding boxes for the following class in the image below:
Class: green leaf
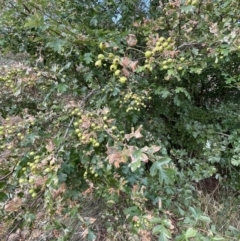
[152,225,162,235]
[87,229,96,241]
[58,172,68,183]
[123,206,140,217]
[0,181,6,189]
[185,228,197,238]
[199,215,211,223]
[150,157,175,184]
[46,39,66,53]
[175,87,191,100]
[84,72,93,82]
[84,53,94,64]
[152,225,171,241]
[53,220,66,229]
[0,191,8,202]
[56,83,68,93]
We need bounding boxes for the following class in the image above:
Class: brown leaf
[46,140,54,153]
[5,198,22,212]
[120,57,138,72]
[139,230,152,241]
[209,22,218,36]
[102,107,110,115]
[133,152,148,163]
[133,21,141,27]
[122,67,130,77]
[126,34,137,47]
[7,233,20,241]
[108,152,127,168]
[81,115,91,129]
[129,60,138,72]
[127,146,149,163]
[134,125,143,138]
[151,145,161,153]
[125,125,143,141]
[106,145,128,168]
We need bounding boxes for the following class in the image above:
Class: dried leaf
[106,145,128,168]
[5,198,22,212]
[139,230,152,241]
[133,21,141,27]
[122,67,130,77]
[144,145,161,154]
[81,115,91,129]
[107,152,127,168]
[120,57,138,72]
[209,22,218,36]
[134,125,143,138]
[126,34,137,47]
[46,140,54,153]
[125,125,143,141]
[129,60,138,72]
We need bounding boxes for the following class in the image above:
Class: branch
[0,162,18,181]
[175,42,205,50]
[55,88,99,156]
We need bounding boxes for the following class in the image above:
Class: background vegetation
[0,0,240,240]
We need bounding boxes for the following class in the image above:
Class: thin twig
[0,162,18,181]
[56,88,99,156]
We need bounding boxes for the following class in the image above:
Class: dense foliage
[0,0,240,240]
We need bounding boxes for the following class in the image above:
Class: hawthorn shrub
[0,0,240,240]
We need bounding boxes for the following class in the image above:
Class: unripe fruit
[180,57,185,61]
[29,178,34,184]
[99,42,106,50]
[73,122,78,126]
[163,65,168,69]
[29,152,35,156]
[192,0,198,5]
[178,66,183,70]
[162,42,168,48]
[32,193,37,198]
[45,167,51,173]
[119,76,127,84]
[108,53,115,59]
[75,128,81,133]
[114,70,121,76]
[97,54,105,60]
[19,178,25,184]
[155,46,163,52]
[145,51,152,58]
[95,60,102,67]
[113,58,120,65]
[167,58,173,63]
[29,189,34,194]
[144,65,152,72]
[110,64,117,72]
[158,37,165,43]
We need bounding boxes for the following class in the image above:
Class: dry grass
[197,180,240,236]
